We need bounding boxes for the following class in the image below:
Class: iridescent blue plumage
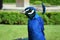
[24,7,46,40]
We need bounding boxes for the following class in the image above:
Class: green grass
[0,25,60,40]
[45,25,60,40]
[0,25,28,40]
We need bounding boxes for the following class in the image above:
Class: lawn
[0,25,60,40]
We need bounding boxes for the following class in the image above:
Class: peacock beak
[20,10,26,14]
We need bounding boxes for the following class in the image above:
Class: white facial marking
[22,9,29,14]
[26,9,29,11]
[28,10,34,14]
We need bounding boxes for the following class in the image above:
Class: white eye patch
[26,9,29,11]
[23,9,29,13]
[28,10,34,14]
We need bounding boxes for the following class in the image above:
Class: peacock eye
[28,10,34,14]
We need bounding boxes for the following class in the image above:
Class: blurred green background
[0,25,60,40]
[0,11,60,25]
[0,10,60,40]
[3,0,60,5]
[0,0,60,40]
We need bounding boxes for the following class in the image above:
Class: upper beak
[20,10,26,14]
